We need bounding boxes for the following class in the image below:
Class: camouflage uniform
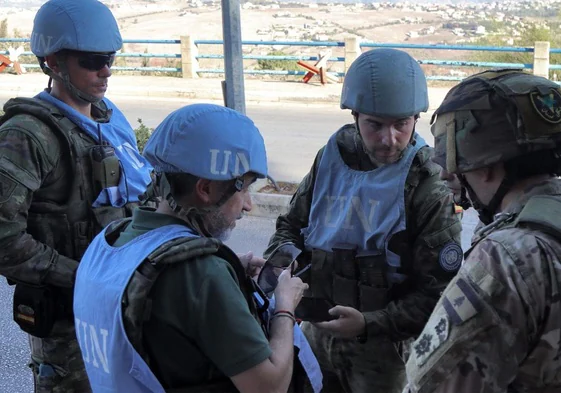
[266,125,463,393]
[405,70,561,392]
[0,0,153,391]
[0,101,139,392]
[405,180,561,393]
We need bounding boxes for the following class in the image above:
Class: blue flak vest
[303,131,426,278]
[74,224,194,393]
[37,91,153,208]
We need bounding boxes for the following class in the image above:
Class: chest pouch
[331,246,359,308]
[90,144,121,195]
[356,252,389,312]
[13,283,57,338]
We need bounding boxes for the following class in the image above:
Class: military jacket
[405,178,561,393]
[0,97,138,288]
[266,124,463,341]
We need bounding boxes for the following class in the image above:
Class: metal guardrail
[0,37,547,80]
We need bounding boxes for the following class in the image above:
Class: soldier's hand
[274,269,308,313]
[237,251,265,280]
[314,305,366,338]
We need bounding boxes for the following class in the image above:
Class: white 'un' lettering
[75,318,111,375]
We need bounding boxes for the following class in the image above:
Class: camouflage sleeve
[405,234,545,393]
[363,158,463,341]
[263,148,324,258]
[0,118,79,288]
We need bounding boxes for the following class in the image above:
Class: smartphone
[295,297,337,323]
[257,243,302,296]
[293,263,311,281]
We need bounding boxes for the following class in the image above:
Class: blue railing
[0,37,548,80]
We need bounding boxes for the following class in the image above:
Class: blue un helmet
[341,48,429,118]
[143,104,269,211]
[31,0,122,103]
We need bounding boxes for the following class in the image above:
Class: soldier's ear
[194,178,213,205]
[479,164,503,184]
[44,54,59,72]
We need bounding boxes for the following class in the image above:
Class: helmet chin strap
[458,171,516,225]
[156,173,245,237]
[454,186,472,210]
[40,55,101,104]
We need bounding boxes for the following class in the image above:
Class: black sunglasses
[69,51,116,71]
[257,243,302,297]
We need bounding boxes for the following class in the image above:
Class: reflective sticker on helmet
[530,89,561,124]
[439,242,463,272]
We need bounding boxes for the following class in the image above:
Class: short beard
[205,208,235,242]
[365,148,404,167]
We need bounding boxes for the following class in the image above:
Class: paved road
[0,209,479,392]
[0,94,436,183]
[0,94,475,392]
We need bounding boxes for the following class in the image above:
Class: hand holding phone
[294,297,337,323]
[257,243,302,296]
[274,269,309,313]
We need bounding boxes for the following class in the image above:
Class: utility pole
[221,0,246,114]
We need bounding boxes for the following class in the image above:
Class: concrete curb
[0,82,343,105]
[247,178,293,219]
[248,192,291,219]
[0,76,451,219]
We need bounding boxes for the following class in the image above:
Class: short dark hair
[165,172,200,198]
[165,172,235,200]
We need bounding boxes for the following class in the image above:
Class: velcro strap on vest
[144,236,254,308]
[146,237,222,266]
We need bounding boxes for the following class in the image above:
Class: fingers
[278,268,292,281]
[250,256,266,267]
[313,319,339,330]
[328,305,349,317]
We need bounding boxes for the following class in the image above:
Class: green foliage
[475,20,504,33]
[134,118,152,153]
[257,51,300,71]
[473,25,561,76]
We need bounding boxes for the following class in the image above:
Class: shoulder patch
[413,313,450,366]
[0,171,17,204]
[442,277,482,326]
[439,242,463,272]
[530,89,561,124]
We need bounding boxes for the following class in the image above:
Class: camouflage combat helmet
[432,69,561,174]
[432,69,561,224]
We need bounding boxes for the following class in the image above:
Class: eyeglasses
[71,51,116,71]
[257,242,302,296]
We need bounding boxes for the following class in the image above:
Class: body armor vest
[302,130,426,312]
[1,97,134,261]
[100,219,263,392]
